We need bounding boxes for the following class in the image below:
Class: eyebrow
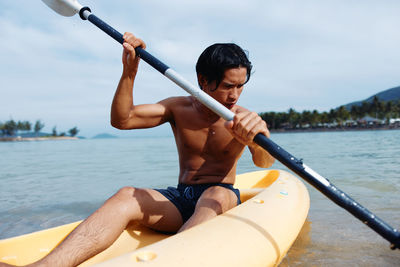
[222,82,245,87]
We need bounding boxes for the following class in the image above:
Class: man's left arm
[248,142,275,168]
[224,108,275,168]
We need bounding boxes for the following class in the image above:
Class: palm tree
[336,106,350,126]
[34,120,45,136]
[287,108,297,128]
[52,126,57,137]
[0,122,5,136]
[68,127,79,137]
[311,110,320,127]
[4,120,17,136]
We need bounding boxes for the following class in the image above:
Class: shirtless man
[6,33,274,267]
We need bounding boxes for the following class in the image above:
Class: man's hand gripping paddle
[42,0,400,250]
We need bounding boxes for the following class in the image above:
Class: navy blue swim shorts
[155,183,241,223]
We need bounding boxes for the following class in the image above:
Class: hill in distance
[344,86,400,109]
[92,133,118,139]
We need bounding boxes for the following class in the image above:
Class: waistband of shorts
[177,183,235,189]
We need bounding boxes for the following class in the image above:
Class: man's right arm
[111,32,172,130]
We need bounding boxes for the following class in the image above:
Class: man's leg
[27,187,183,267]
[178,185,238,232]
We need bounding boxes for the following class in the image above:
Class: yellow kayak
[0,169,309,267]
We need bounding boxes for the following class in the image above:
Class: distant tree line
[260,96,400,130]
[0,119,79,137]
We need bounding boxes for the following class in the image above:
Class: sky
[1,0,399,137]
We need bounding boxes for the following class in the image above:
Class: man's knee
[110,186,138,210]
[109,186,143,219]
[114,186,136,200]
[111,187,162,223]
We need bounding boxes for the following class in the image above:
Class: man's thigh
[194,185,238,215]
[134,188,183,233]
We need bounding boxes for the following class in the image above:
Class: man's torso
[166,96,246,185]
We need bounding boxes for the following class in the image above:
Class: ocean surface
[1,130,399,266]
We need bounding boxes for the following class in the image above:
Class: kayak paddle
[41,0,400,250]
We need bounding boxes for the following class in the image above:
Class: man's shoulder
[160,96,193,107]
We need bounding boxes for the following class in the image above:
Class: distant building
[358,116,385,126]
[389,118,400,126]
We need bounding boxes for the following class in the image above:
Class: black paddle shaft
[79,7,170,74]
[254,133,400,249]
[77,6,400,250]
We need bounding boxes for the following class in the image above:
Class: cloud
[1,0,399,136]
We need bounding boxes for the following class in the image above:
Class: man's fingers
[233,112,259,138]
[229,111,270,145]
[122,33,146,66]
[122,42,136,65]
[123,32,146,49]
[123,42,135,55]
[245,120,262,140]
[134,38,146,49]
[224,120,234,130]
[122,43,130,64]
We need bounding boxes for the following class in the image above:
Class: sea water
[1,130,399,266]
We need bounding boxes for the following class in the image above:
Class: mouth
[224,103,235,109]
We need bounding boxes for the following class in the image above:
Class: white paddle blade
[42,0,83,17]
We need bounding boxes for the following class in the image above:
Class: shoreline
[0,136,79,142]
[270,125,400,134]
[1,126,399,141]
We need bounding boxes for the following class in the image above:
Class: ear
[197,74,207,90]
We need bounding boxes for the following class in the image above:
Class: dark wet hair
[196,43,252,91]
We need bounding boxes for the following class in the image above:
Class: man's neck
[192,97,221,122]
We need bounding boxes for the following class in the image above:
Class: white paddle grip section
[303,164,330,187]
[164,69,235,121]
[82,9,91,19]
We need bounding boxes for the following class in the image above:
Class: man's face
[201,67,247,110]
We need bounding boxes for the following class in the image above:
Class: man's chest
[175,121,243,158]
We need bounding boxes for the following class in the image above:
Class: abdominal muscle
[178,167,236,185]
[177,149,243,185]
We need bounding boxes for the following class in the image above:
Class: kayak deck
[0,170,309,267]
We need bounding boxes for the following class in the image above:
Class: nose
[228,88,239,101]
